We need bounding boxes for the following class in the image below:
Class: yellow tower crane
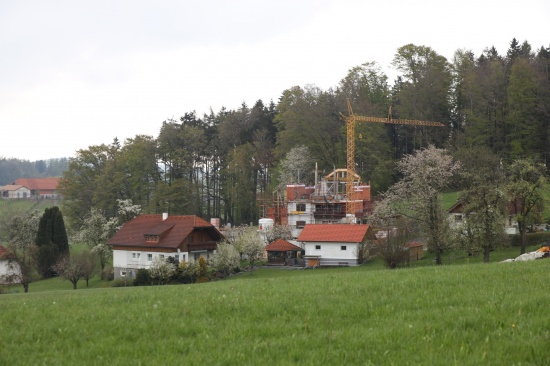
[341,99,445,220]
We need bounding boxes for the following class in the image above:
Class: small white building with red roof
[297,224,374,267]
[0,184,31,199]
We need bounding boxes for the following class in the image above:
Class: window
[296,203,306,212]
[341,245,347,251]
[315,245,321,250]
[132,252,141,260]
[147,254,153,262]
[181,254,186,262]
[296,221,306,229]
[455,214,463,222]
[160,254,165,259]
[175,254,179,261]
[120,271,127,277]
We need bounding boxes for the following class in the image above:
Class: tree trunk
[519,222,527,254]
[435,249,442,265]
[72,280,78,290]
[23,283,29,293]
[483,246,490,263]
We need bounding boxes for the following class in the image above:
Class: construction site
[258,99,444,239]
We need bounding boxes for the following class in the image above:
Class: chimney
[162,212,168,221]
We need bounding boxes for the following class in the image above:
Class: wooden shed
[265,239,303,266]
[406,242,424,261]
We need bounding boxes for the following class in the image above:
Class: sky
[1,0,549,162]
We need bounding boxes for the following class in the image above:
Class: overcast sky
[1,0,549,161]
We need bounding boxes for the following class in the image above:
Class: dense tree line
[59,39,550,229]
[0,158,68,186]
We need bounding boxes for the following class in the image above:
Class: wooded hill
[0,158,68,186]
[59,39,550,229]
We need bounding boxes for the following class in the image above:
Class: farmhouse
[0,184,31,199]
[298,224,374,267]
[108,213,224,279]
[448,201,520,234]
[11,178,61,198]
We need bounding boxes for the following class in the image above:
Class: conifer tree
[35,206,69,278]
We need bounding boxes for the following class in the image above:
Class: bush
[134,269,151,286]
[173,261,198,284]
[509,232,550,247]
[111,279,133,287]
[101,265,114,281]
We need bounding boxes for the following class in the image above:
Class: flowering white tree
[374,146,460,265]
[264,224,293,244]
[79,199,141,271]
[211,241,240,277]
[276,145,313,192]
[1,211,41,293]
[149,256,175,285]
[235,226,265,271]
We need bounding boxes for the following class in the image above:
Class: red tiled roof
[0,185,27,191]
[108,214,222,250]
[265,239,302,252]
[406,241,423,248]
[0,244,13,260]
[297,224,371,243]
[14,178,60,190]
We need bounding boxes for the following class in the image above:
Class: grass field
[1,252,549,365]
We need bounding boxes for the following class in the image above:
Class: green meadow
[1,256,549,365]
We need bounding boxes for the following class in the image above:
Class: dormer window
[145,235,160,243]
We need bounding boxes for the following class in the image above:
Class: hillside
[1,259,549,365]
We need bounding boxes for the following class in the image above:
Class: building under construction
[264,168,373,239]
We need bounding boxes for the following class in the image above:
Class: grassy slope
[1,257,550,365]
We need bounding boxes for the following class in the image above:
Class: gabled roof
[265,239,302,252]
[0,184,28,191]
[298,224,371,243]
[108,214,222,249]
[13,178,60,190]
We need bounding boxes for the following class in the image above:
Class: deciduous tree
[375,146,460,264]
[211,241,240,278]
[454,147,508,262]
[1,211,41,292]
[234,226,265,271]
[507,159,547,254]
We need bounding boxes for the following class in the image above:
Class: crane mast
[342,99,445,220]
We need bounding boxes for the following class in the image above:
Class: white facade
[0,259,20,283]
[286,201,315,238]
[0,186,31,199]
[303,242,360,266]
[113,249,190,278]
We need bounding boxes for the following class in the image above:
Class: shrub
[173,261,198,284]
[111,279,133,287]
[509,232,550,247]
[134,269,151,286]
[101,265,114,281]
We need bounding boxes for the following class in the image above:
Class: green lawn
[2,253,550,365]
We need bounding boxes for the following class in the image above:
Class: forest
[0,158,68,186]
[56,39,550,229]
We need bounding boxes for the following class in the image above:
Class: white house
[297,224,374,267]
[0,244,20,283]
[448,201,520,234]
[0,185,31,199]
[108,213,224,279]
